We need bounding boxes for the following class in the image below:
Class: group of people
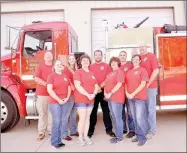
[34,42,159,149]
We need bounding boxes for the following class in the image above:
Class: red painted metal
[1,21,78,117]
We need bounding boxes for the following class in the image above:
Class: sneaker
[146,132,154,139]
[137,140,147,146]
[84,137,93,145]
[63,136,72,141]
[110,137,117,143]
[110,137,123,144]
[125,131,135,138]
[132,138,138,142]
[37,134,45,141]
[77,137,86,146]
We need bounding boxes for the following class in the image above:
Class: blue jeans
[122,99,135,132]
[108,100,123,139]
[75,103,94,108]
[49,102,69,146]
[146,88,157,134]
[67,96,77,134]
[128,99,149,143]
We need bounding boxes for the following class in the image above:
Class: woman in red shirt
[63,54,79,138]
[47,60,71,149]
[74,54,98,146]
[125,54,149,146]
[104,57,125,144]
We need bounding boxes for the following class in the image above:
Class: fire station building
[1,1,186,57]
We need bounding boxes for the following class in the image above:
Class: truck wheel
[1,90,20,133]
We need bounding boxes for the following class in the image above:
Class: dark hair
[119,50,127,55]
[94,50,103,56]
[109,57,121,67]
[131,54,141,63]
[80,54,92,66]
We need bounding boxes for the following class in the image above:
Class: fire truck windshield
[23,30,52,58]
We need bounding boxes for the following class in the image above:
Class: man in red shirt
[88,50,115,138]
[119,51,135,138]
[139,43,159,139]
[34,51,53,140]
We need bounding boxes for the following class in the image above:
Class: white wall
[1,1,186,56]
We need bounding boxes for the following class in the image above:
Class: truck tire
[1,90,20,133]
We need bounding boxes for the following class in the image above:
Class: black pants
[88,90,113,133]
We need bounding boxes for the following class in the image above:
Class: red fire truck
[1,21,84,132]
[1,21,186,133]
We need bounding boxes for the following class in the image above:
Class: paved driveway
[1,110,186,152]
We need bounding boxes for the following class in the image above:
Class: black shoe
[132,138,138,142]
[123,130,127,134]
[58,143,65,147]
[106,131,115,137]
[52,143,65,149]
[88,132,93,138]
[126,131,135,138]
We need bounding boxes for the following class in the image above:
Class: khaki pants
[36,96,52,134]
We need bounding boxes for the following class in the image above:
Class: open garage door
[91,8,174,55]
[1,11,64,56]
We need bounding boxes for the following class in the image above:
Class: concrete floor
[1,110,186,152]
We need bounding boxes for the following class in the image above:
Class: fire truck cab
[1,21,84,132]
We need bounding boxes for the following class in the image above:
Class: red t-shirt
[90,62,111,86]
[140,52,159,88]
[63,67,75,95]
[120,62,133,74]
[34,63,53,96]
[47,72,70,104]
[63,67,75,85]
[120,62,133,86]
[73,68,98,104]
[126,67,149,101]
[104,69,125,104]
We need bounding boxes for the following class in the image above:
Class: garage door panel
[92,8,174,52]
[1,11,64,56]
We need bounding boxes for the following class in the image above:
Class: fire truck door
[20,30,53,88]
[157,34,186,106]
